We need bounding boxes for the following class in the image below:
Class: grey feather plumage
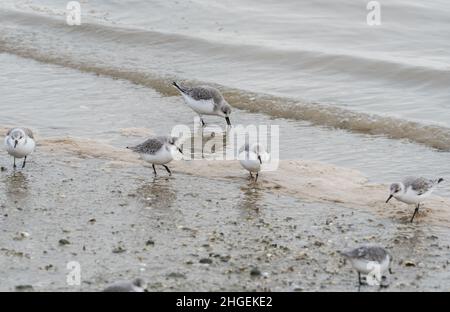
[103,278,145,292]
[341,246,390,263]
[176,84,225,108]
[128,136,168,154]
[103,282,137,292]
[403,176,441,195]
[6,128,34,139]
[186,86,223,104]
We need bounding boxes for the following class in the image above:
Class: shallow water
[1,0,450,149]
[1,53,450,195]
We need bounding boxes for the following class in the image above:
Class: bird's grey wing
[405,177,433,195]
[24,128,34,139]
[132,137,164,154]
[341,247,362,259]
[5,128,34,138]
[344,246,387,262]
[103,282,133,292]
[188,86,223,106]
[364,247,389,262]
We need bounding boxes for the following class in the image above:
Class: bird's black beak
[258,155,262,164]
[14,140,18,148]
[225,117,231,126]
[178,147,183,154]
[386,195,393,203]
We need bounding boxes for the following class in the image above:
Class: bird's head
[386,182,403,203]
[220,103,232,126]
[167,136,183,154]
[10,129,26,148]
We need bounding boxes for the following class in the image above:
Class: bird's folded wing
[131,138,164,154]
[188,86,223,105]
[408,177,434,195]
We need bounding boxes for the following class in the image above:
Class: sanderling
[340,245,392,288]
[103,278,146,292]
[4,128,36,169]
[386,176,444,223]
[238,143,265,182]
[127,136,182,176]
[172,82,232,127]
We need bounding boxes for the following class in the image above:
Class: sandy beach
[1,127,450,291]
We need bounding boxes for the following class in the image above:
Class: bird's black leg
[13,157,16,169]
[152,164,157,176]
[200,117,206,127]
[249,172,253,179]
[410,203,420,223]
[358,272,362,292]
[255,173,259,183]
[22,156,27,169]
[163,165,172,176]
[201,124,206,158]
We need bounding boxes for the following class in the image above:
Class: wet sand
[38,135,450,228]
[1,134,450,291]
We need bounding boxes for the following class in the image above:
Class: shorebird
[172,82,232,127]
[127,136,182,176]
[341,245,392,289]
[4,128,36,169]
[386,176,444,223]
[238,143,265,182]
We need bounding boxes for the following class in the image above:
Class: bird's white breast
[395,187,432,205]
[350,255,390,275]
[182,94,216,115]
[239,152,261,173]
[4,137,35,158]
[140,146,174,165]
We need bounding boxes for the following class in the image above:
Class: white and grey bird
[4,128,36,169]
[172,82,232,127]
[127,136,182,176]
[238,143,265,182]
[340,245,392,287]
[103,278,146,292]
[386,176,444,223]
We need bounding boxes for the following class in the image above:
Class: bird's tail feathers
[338,250,351,258]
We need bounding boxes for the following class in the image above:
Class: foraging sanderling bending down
[4,128,36,169]
[172,82,232,127]
[238,143,266,182]
[340,246,392,287]
[127,136,182,176]
[386,176,444,223]
[103,278,146,292]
